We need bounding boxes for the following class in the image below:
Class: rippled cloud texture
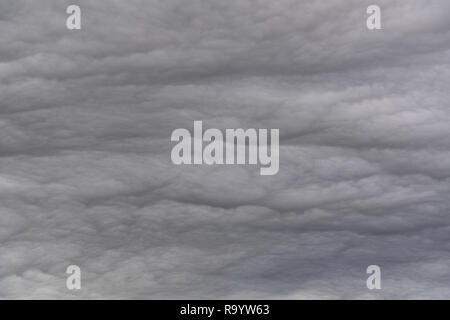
[1,0,450,299]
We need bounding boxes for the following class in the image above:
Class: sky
[1,0,450,299]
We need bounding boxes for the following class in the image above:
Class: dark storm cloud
[1,0,450,298]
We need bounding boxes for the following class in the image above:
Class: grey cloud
[1,0,450,299]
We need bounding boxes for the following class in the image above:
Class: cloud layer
[1,0,450,299]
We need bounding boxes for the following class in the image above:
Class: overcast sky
[1,0,450,299]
